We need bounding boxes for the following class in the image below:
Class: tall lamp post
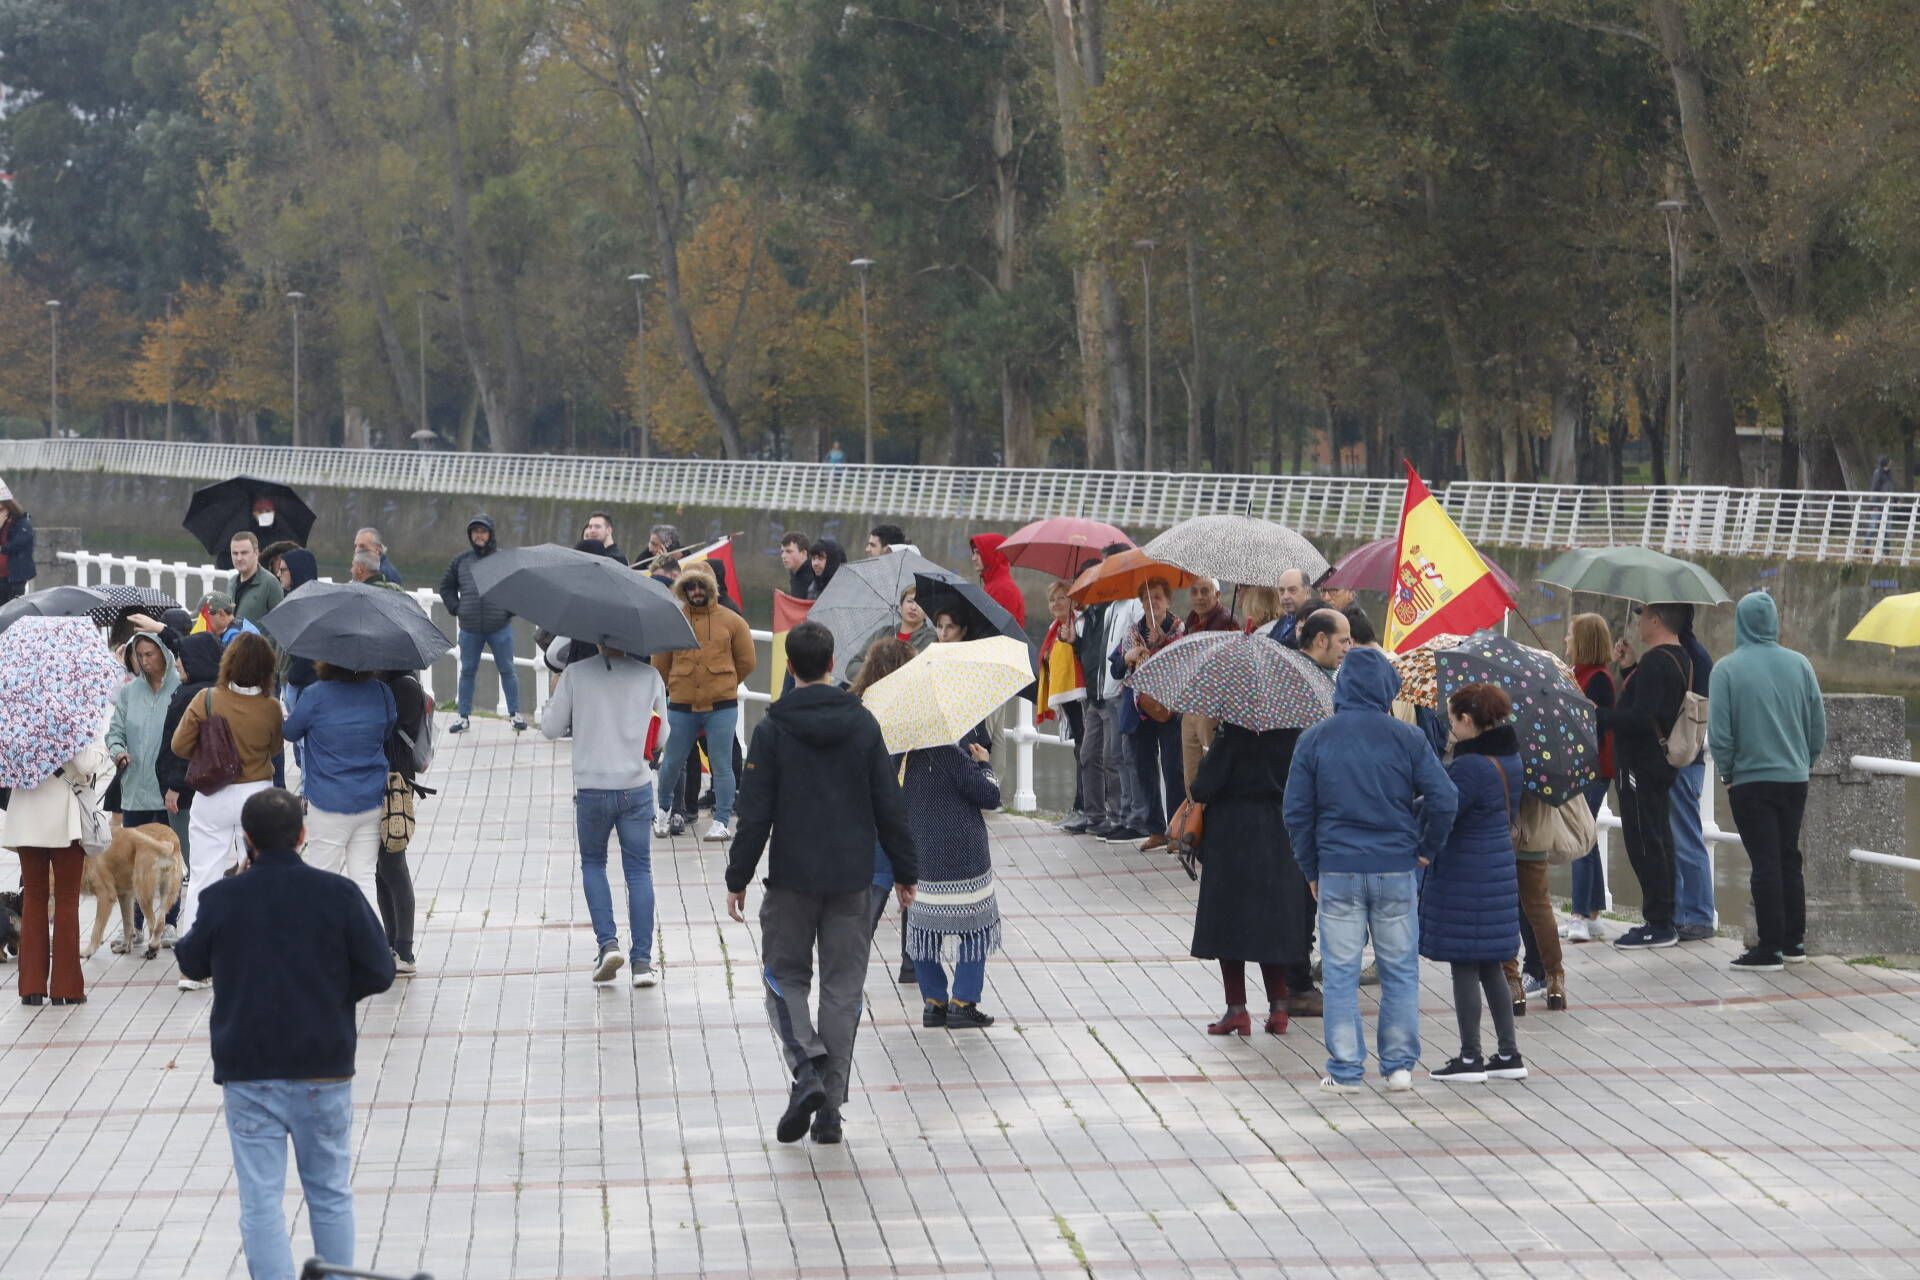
[44,300,60,438]
[1657,199,1687,482]
[627,272,651,458]
[163,293,176,441]
[850,257,875,465]
[1135,238,1157,470]
[285,291,307,447]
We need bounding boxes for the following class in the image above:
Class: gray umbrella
[470,544,696,656]
[0,585,110,634]
[1142,514,1329,587]
[260,581,452,671]
[1535,546,1731,606]
[806,549,951,671]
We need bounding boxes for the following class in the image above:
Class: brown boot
[1546,967,1567,1011]
[1502,959,1526,1017]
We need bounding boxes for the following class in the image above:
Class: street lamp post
[1657,199,1687,482]
[1135,239,1157,470]
[44,300,60,438]
[163,293,175,441]
[285,291,306,447]
[850,258,875,465]
[627,272,651,458]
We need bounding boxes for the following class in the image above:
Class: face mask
[255,511,275,527]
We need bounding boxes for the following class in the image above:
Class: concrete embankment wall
[14,466,1920,698]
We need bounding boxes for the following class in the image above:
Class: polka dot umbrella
[1128,631,1334,732]
[1435,632,1596,806]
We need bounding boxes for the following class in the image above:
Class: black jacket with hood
[804,539,847,600]
[279,547,321,688]
[437,514,513,634]
[156,633,227,813]
[726,682,917,895]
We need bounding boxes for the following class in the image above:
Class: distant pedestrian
[806,538,846,598]
[1710,591,1826,970]
[1423,683,1527,1084]
[1340,605,1377,648]
[174,787,395,1280]
[263,543,321,776]
[1866,456,1896,553]
[349,551,397,587]
[229,531,284,627]
[1284,647,1458,1092]
[904,734,1004,1031]
[0,479,36,603]
[354,526,402,584]
[727,621,917,1145]
[1038,580,1090,831]
[1562,613,1617,943]
[1601,602,1692,949]
[284,662,397,917]
[827,440,847,466]
[437,514,525,734]
[653,563,755,843]
[544,641,669,986]
[1179,578,1238,787]
[580,512,623,562]
[780,530,815,597]
[968,533,1027,628]
[1666,605,1717,942]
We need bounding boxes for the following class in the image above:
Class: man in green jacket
[229,531,284,626]
[1708,591,1826,972]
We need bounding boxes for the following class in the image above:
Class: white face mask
[255,511,275,527]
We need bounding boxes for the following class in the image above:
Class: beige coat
[2,738,109,850]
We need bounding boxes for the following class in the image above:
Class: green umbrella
[1535,546,1732,606]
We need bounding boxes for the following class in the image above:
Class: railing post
[1794,694,1920,956]
[1010,697,1038,812]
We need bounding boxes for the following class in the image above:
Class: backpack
[1512,792,1599,866]
[1657,649,1709,769]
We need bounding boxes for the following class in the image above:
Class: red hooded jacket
[969,532,1027,628]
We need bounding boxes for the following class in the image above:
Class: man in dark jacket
[726,621,917,1145]
[174,787,395,1280]
[780,530,815,597]
[437,514,524,733]
[1601,602,1692,949]
[0,482,35,603]
[580,512,624,562]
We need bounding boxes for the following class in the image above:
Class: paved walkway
[5,720,1920,1278]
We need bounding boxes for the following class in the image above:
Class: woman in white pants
[169,633,285,987]
[283,662,396,916]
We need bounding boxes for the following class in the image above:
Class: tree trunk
[1184,236,1205,471]
[1639,376,1668,486]
[1682,298,1744,486]
[990,7,1035,469]
[1776,382,1799,489]
[1547,358,1582,484]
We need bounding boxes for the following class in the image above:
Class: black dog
[0,891,20,962]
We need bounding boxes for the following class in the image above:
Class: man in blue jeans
[543,642,670,985]
[1669,610,1718,940]
[652,563,756,842]
[437,513,526,734]
[174,787,395,1280]
[1285,648,1457,1093]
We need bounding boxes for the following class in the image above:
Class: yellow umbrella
[862,635,1033,755]
[1847,592,1920,647]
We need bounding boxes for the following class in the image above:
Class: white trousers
[303,805,382,917]
[177,780,272,936]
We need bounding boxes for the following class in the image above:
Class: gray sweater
[540,651,670,791]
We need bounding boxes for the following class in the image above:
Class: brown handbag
[1167,798,1206,880]
[185,689,244,795]
[1135,691,1175,723]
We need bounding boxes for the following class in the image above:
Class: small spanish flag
[768,590,813,700]
[1384,460,1515,652]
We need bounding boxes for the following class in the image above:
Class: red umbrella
[1001,517,1133,580]
[1319,536,1521,597]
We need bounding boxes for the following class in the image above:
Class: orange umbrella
[1067,548,1200,606]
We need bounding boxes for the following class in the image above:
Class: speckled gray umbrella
[1142,515,1329,587]
[1129,631,1333,732]
[1535,546,1731,606]
[805,549,951,671]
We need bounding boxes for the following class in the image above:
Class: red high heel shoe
[1206,1009,1251,1036]
[1263,1009,1288,1036]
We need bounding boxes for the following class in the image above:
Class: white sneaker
[1318,1075,1362,1093]
[703,821,732,842]
[591,944,626,983]
[393,953,417,976]
[1585,918,1607,942]
[177,977,210,992]
[160,924,179,949]
[1385,1068,1414,1093]
[632,964,659,988]
[652,815,670,839]
[1559,918,1589,943]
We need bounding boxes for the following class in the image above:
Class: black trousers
[1618,760,1677,932]
[1728,781,1809,953]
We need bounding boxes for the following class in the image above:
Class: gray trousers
[1098,700,1145,829]
[1078,698,1118,823]
[760,885,871,1108]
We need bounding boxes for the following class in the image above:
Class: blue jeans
[914,956,986,1004]
[657,706,738,825]
[223,1079,355,1280]
[575,785,655,960]
[1317,871,1421,1083]
[1669,760,1715,927]
[1570,778,1611,918]
[456,624,520,718]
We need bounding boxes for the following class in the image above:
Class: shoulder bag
[1167,798,1205,881]
[185,688,244,795]
[1658,649,1709,769]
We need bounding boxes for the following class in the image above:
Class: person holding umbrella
[183,477,317,572]
[1599,603,1694,950]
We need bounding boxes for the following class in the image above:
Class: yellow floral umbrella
[1388,633,1469,709]
[862,636,1034,755]
[1847,593,1920,648]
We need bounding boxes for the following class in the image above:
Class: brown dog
[80,824,186,960]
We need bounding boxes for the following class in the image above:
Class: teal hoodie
[1707,592,1826,787]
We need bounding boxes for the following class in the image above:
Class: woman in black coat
[1188,722,1310,1037]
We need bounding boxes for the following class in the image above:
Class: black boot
[810,1106,843,1144]
[947,1000,996,1030]
[776,1063,827,1144]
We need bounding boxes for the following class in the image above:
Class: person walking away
[378,669,430,975]
[653,562,756,842]
[1037,580,1091,832]
[1284,647,1458,1092]
[1600,603,1692,949]
[1667,606,1717,941]
[969,533,1027,629]
[1709,591,1827,970]
[726,621,917,1145]
[1422,683,1528,1083]
[156,633,225,928]
[806,538,846,599]
[903,735,1004,1029]
[1190,720,1310,1037]
[109,632,181,947]
[0,481,35,603]
[1179,578,1238,790]
[228,532,284,629]
[171,632,286,988]
[780,531,816,597]
[1563,613,1617,943]
[1115,578,1185,852]
[354,526,402,584]
[174,787,395,1280]
[543,642,669,986]
[6,734,108,1006]
[286,662,396,918]
[438,514,524,733]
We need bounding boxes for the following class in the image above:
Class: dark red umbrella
[1318,536,1520,597]
[1000,516,1132,580]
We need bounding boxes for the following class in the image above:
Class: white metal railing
[1847,755,1920,872]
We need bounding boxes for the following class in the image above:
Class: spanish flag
[767,590,813,700]
[1384,460,1515,652]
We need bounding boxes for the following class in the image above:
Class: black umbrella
[469,544,697,656]
[183,476,318,570]
[0,585,110,634]
[1435,632,1597,806]
[912,571,1027,647]
[87,585,180,628]
[259,581,452,671]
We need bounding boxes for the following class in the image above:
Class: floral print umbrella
[1388,633,1469,709]
[1435,632,1596,805]
[1129,631,1334,732]
[0,616,121,788]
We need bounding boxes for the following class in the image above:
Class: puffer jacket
[437,514,513,634]
[1418,725,1523,964]
[653,562,757,711]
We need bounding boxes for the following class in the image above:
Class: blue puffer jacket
[1418,725,1522,964]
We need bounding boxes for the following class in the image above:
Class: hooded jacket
[806,538,847,600]
[156,633,228,811]
[726,682,917,894]
[107,635,182,813]
[1708,592,1827,788]
[653,562,757,711]
[1282,647,1459,882]
[1418,725,1522,964]
[970,533,1027,629]
[277,547,322,687]
[437,514,513,634]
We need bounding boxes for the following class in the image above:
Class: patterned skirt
[905,871,1002,964]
